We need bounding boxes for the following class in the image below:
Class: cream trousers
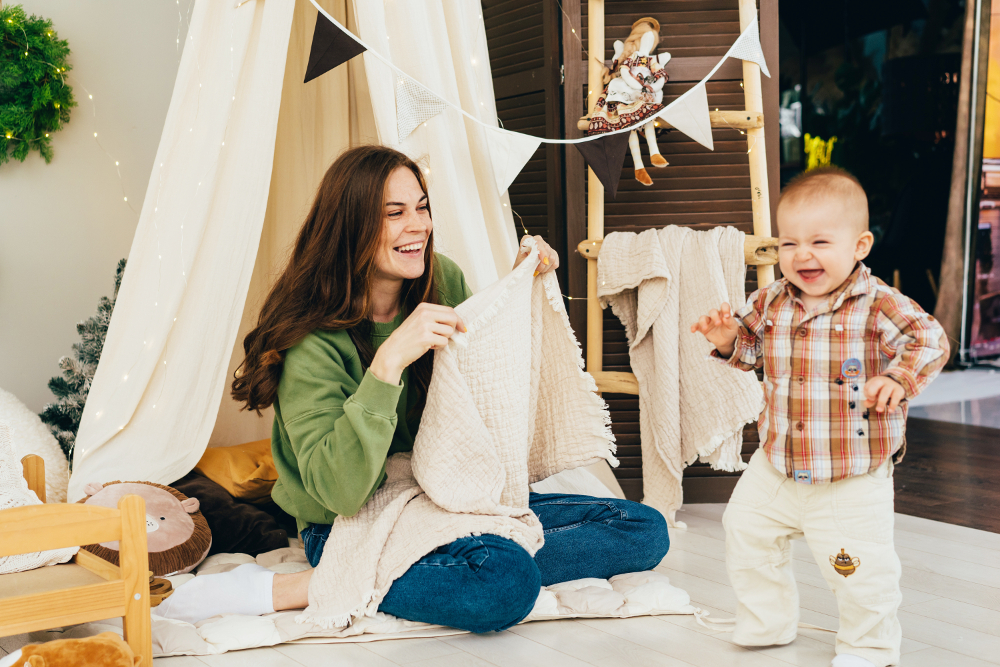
[723,449,902,667]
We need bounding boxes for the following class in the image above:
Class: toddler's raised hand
[690,302,740,357]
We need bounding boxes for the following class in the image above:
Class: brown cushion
[194,439,277,504]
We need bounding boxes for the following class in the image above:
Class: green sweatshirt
[270,254,474,532]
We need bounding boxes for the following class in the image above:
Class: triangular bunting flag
[396,78,449,143]
[728,16,770,78]
[486,127,542,194]
[574,131,632,199]
[304,12,367,83]
[658,82,714,151]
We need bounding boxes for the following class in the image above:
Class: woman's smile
[394,240,425,258]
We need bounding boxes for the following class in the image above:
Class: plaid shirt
[714,263,948,483]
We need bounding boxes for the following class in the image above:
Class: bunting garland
[727,16,770,78]
[659,82,714,151]
[395,78,448,143]
[486,127,544,194]
[573,131,632,199]
[304,0,768,196]
[303,11,366,84]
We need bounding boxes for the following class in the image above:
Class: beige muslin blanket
[298,242,617,629]
[597,226,763,527]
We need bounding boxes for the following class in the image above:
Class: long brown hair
[232,145,437,414]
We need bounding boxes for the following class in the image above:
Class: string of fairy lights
[79,0,252,459]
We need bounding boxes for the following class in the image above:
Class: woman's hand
[369,303,467,385]
[513,235,560,277]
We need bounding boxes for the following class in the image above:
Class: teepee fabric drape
[69,1,525,500]
[352,0,520,290]
[68,0,297,501]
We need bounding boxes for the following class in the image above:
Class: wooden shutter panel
[484,0,564,283]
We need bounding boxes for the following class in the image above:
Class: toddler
[692,167,948,667]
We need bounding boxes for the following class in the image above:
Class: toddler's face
[776,196,873,302]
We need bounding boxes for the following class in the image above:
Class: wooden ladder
[582,0,779,397]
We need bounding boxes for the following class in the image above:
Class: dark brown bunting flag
[303,12,367,83]
[573,130,632,199]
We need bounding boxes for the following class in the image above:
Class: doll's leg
[644,122,668,167]
[630,130,652,185]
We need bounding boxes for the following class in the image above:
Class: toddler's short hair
[778,166,869,231]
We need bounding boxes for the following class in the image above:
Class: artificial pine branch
[40,259,126,465]
[0,4,75,164]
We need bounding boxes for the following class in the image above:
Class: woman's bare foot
[273,568,314,611]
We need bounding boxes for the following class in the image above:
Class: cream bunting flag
[395,77,449,143]
[727,16,770,78]
[657,82,713,150]
[486,126,542,194]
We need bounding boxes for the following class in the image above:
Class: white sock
[154,563,275,624]
[831,654,877,667]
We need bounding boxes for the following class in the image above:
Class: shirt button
[798,328,808,337]
[857,429,865,436]
[796,422,804,431]
[849,401,856,409]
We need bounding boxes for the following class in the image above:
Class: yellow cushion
[194,439,277,503]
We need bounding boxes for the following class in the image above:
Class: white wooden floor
[137,503,1000,667]
[3,503,998,666]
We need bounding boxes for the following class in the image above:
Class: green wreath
[0,4,75,165]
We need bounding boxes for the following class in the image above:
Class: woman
[157,145,669,632]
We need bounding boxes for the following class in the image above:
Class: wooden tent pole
[586,0,605,374]
[738,0,775,288]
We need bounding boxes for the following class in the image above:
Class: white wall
[0,0,194,412]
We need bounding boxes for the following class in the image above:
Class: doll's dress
[588,54,668,135]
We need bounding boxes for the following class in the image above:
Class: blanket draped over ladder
[299,241,618,629]
[597,226,764,527]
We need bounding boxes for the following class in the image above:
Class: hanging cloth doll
[587,17,671,186]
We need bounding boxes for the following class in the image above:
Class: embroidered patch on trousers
[830,548,861,577]
[794,469,812,484]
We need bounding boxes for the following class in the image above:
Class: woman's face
[375,166,432,282]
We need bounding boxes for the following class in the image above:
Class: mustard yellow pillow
[194,439,277,504]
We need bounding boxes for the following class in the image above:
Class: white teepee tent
[68,0,523,501]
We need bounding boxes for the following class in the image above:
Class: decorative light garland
[0,4,74,164]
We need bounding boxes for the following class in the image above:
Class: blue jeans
[301,492,669,633]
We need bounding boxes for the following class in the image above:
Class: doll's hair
[620,17,661,61]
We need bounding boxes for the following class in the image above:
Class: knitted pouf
[0,387,70,502]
